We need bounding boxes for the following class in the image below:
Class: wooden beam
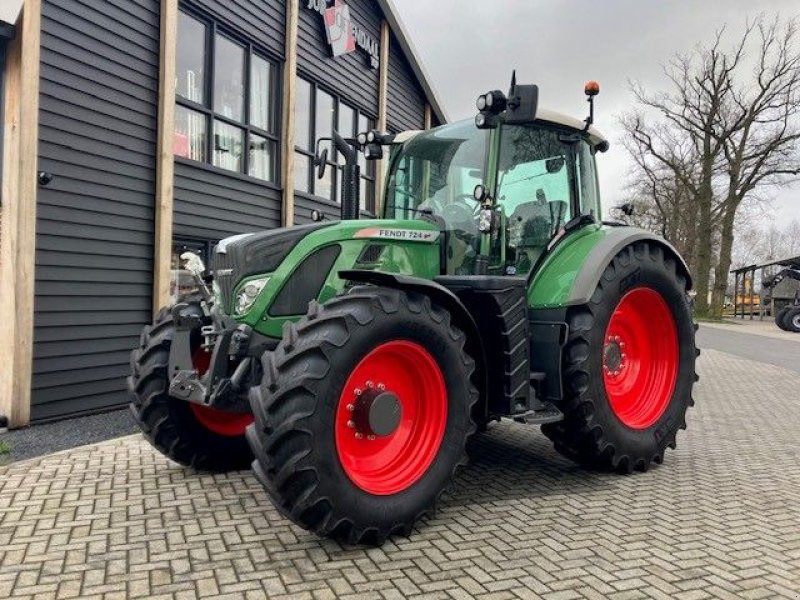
[152,0,178,313]
[280,0,299,227]
[0,0,41,428]
[375,20,390,215]
[424,103,432,130]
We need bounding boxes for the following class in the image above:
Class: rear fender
[529,225,692,308]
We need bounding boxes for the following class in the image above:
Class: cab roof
[393,110,608,148]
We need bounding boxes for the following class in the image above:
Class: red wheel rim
[335,341,448,496]
[188,348,254,437]
[602,288,678,429]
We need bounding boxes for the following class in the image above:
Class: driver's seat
[510,191,568,271]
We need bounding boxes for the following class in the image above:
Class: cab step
[512,402,564,425]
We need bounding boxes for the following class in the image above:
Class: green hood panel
[230,219,441,337]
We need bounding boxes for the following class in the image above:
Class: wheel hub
[335,340,448,496]
[348,384,402,439]
[602,288,679,430]
[603,336,627,377]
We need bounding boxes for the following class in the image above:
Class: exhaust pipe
[333,131,360,221]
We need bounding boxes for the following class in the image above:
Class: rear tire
[247,287,478,544]
[785,307,800,333]
[128,301,253,472]
[543,242,697,473]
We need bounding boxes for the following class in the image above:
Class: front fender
[529,225,692,308]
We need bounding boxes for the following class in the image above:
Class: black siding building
[0,0,447,425]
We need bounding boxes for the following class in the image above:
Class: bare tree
[620,15,800,317]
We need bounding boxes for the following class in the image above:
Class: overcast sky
[393,0,800,222]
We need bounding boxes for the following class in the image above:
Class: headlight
[234,277,269,315]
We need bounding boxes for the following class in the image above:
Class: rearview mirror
[315,148,329,179]
[505,84,539,125]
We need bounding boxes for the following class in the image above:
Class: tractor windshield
[384,121,488,274]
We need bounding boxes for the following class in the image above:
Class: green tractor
[129,78,697,544]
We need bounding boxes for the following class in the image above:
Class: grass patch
[0,440,11,456]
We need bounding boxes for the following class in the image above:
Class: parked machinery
[765,268,800,332]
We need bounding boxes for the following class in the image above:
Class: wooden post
[749,268,755,320]
[424,103,432,130]
[280,0,299,227]
[0,0,41,428]
[152,0,178,313]
[374,20,390,215]
[732,272,739,319]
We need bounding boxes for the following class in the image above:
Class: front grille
[212,223,332,315]
[212,249,238,314]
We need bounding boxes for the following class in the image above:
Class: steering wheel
[440,194,480,232]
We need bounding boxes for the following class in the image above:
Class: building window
[174,9,279,183]
[294,77,377,211]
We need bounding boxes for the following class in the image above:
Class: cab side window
[577,141,600,218]
[498,126,572,272]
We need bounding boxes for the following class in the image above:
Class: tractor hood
[213,223,333,313]
[212,219,442,333]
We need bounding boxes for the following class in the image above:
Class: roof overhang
[0,0,23,27]
[731,256,800,274]
[375,0,449,125]
[0,0,22,40]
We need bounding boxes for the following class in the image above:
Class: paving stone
[1,350,800,599]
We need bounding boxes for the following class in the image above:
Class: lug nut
[355,432,364,439]
[377,383,386,391]
[354,388,362,396]
[368,435,376,441]
[366,380,374,388]
[347,404,355,412]
[347,420,355,429]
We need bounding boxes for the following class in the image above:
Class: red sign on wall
[306,0,380,69]
[323,0,357,57]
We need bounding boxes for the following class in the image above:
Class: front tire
[128,303,254,472]
[543,242,697,473]
[247,287,478,544]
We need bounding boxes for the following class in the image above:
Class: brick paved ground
[1,349,799,600]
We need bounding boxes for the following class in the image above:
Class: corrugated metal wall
[387,32,426,132]
[174,162,282,239]
[33,0,159,420]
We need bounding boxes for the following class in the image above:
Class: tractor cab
[384,81,609,278]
